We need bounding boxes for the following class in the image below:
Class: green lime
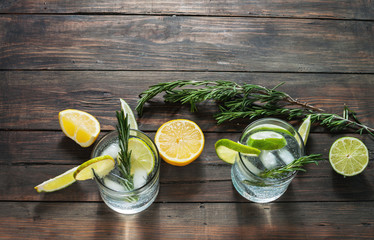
[34,166,78,193]
[120,98,138,130]
[298,115,311,145]
[215,139,261,164]
[251,123,293,137]
[247,131,287,150]
[128,137,155,175]
[329,137,369,176]
[74,155,115,180]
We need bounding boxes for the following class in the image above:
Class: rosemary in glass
[115,109,137,202]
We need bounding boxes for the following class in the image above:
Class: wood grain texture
[1,0,373,20]
[1,71,374,130]
[1,16,374,72]
[0,202,373,239]
[1,131,373,202]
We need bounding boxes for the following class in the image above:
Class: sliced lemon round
[59,109,100,147]
[128,137,155,175]
[34,166,78,193]
[74,155,115,180]
[298,115,311,145]
[120,98,138,130]
[247,131,287,150]
[329,137,369,176]
[215,139,261,164]
[155,119,205,166]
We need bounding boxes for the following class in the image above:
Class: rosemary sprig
[115,109,134,191]
[136,80,374,136]
[259,154,324,179]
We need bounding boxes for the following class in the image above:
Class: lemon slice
[120,98,138,130]
[298,115,311,145]
[247,131,287,150]
[329,137,369,176]
[129,137,155,174]
[34,166,78,193]
[215,139,261,164]
[74,155,115,180]
[155,119,205,166]
[59,109,100,147]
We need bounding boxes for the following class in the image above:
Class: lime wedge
[128,137,155,175]
[74,155,115,180]
[251,123,292,137]
[329,137,369,176]
[34,166,78,193]
[247,131,287,150]
[215,139,261,164]
[298,115,311,145]
[120,98,138,130]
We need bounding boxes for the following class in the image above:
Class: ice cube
[133,167,147,189]
[103,178,126,192]
[278,149,295,165]
[242,157,261,175]
[259,150,278,170]
[101,143,120,160]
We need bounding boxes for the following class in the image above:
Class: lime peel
[215,139,261,164]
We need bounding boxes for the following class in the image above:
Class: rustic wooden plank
[1,161,373,202]
[1,0,373,20]
[1,71,374,130]
[1,131,373,202]
[1,131,373,165]
[0,202,373,239]
[1,16,374,72]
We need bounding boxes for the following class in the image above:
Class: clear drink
[231,118,304,203]
[91,130,160,214]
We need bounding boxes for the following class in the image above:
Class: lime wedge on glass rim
[120,98,138,130]
[215,139,261,164]
[298,115,311,145]
[34,166,78,193]
[329,137,369,176]
[247,131,287,150]
[74,155,115,180]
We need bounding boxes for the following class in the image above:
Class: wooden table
[1,1,373,239]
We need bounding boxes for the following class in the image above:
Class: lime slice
[120,98,138,130]
[74,155,115,180]
[128,137,155,175]
[247,131,287,150]
[215,139,261,164]
[329,137,369,176]
[34,166,78,193]
[251,123,292,137]
[298,115,311,145]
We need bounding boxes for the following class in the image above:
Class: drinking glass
[91,130,160,214]
[231,118,304,203]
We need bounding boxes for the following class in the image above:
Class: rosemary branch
[136,80,374,136]
[259,154,323,179]
[116,109,134,190]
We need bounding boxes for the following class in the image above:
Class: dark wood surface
[1,1,374,239]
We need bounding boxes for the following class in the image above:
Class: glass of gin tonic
[231,118,304,203]
[92,130,160,214]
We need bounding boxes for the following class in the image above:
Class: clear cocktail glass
[91,130,160,214]
[231,118,304,203]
